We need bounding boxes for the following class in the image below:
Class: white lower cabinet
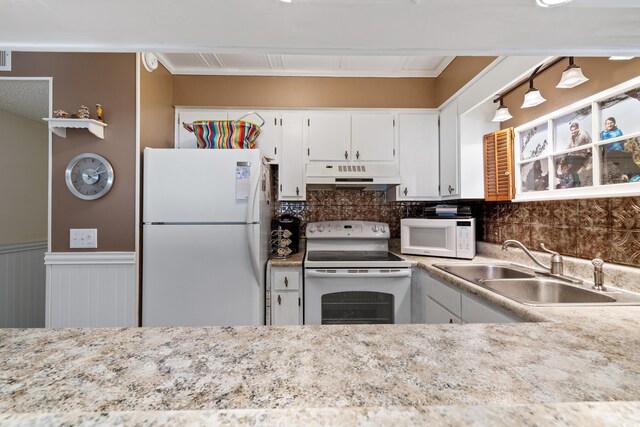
[461,293,516,324]
[268,263,302,325]
[425,297,462,324]
[415,269,519,324]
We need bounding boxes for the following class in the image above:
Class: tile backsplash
[271,168,639,267]
[273,189,483,241]
[482,197,640,267]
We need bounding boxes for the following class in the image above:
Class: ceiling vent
[0,51,11,71]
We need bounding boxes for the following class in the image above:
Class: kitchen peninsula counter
[2,250,640,425]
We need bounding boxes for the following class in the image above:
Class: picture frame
[519,122,549,161]
[553,106,592,151]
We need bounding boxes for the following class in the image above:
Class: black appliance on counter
[274,214,301,254]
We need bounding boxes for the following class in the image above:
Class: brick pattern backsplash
[483,197,640,267]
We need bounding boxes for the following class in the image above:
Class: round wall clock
[65,153,114,200]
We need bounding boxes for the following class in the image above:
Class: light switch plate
[70,229,98,248]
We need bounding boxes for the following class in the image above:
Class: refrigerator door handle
[246,163,261,224]
[246,169,262,287]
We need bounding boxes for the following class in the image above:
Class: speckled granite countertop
[2,244,640,425]
[269,250,304,267]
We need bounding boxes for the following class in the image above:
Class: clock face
[65,153,114,200]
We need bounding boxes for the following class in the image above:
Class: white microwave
[400,218,476,259]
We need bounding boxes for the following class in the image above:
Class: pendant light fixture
[492,98,512,122]
[521,79,546,108]
[536,0,574,7]
[556,57,589,89]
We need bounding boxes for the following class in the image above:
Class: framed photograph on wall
[553,106,593,151]
[520,159,549,192]
[519,122,549,161]
[598,87,640,141]
[601,137,640,185]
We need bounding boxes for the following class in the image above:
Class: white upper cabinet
[351,113,396,162]
[439,100,460,197]
[395,113,440,200]
[279,112,305,200]
[229,111,281,164]
[306,112,352,161]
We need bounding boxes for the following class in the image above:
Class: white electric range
[303,220,411,325]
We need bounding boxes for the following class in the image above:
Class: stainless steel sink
[435,264,536,285]
[434,263,640,306]
[481,279,616,305]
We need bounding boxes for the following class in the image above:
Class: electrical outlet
[70,229,98,249]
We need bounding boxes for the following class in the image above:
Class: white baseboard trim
[45,251,136,265]
[0,240,47,254]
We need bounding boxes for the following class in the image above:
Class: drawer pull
[284,277,289,287]
[278,295,282,305]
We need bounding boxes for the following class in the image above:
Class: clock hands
[93,166,108,175]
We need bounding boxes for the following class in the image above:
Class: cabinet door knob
[356,150,360,160]
[284,277,288,287]
[504,171,510,176]
[403,187,408,196]
[344,150,348,160]
[448,185,455,194]
[278,295,282,305]
[296,186,299,196]
[449,318,453,324]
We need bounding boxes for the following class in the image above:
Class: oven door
[304,268,411,325]
[400,218,458,258]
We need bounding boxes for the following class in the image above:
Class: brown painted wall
[502,57,640,129]
[173,75,437,108]
[140,62,174,151]
[0,110,48,244]
[435,57,497,107]
[1,52,137,252]
[172,58,495,109]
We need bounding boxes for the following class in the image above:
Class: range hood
[306,163,402,191]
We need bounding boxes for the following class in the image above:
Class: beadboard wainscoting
[0,241,47,328]
[45,252,137,328]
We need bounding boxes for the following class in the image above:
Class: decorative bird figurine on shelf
[96,104,103,122]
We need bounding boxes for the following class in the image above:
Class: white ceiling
[0,2,636,130]
[0,80,49,122]
[156,53,454,77]
[1,0,639,77]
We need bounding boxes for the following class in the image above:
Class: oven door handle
[305,270,411,279]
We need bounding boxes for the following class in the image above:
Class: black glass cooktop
[306,251,405,262]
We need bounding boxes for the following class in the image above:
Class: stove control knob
[318,225,325,232]
[381,225,387,233]
[372,224,378,232]
[308,225,316,233]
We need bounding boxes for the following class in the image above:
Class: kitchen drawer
[424,275,461,317]
[273,268,301,291]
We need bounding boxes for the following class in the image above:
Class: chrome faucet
[592,258,606,291]
[501,239,565,275]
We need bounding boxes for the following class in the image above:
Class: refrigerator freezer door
[143,148,262,224]
[142,224,263,327]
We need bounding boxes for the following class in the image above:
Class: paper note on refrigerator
[236,162,251,200]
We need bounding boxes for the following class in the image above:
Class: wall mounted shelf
[43,118,107,139]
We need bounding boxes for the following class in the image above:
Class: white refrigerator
[142,148,271,327]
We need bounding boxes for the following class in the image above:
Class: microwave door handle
[306,270,411,279]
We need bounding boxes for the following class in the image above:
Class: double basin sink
[434,263,640,306]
